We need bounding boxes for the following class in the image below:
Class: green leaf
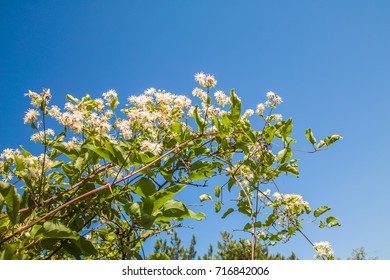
[189,161,216,180]
[64,236,98,258]
[278,163,299,176]
[278,118,293,140]
[276,146,292,164]
[0,192,4,210]
[326,216,337,224]
[66,94,80,104]
[241,121,256,143]
[229,89,241,124]
[227,178,234,192]
[305,128,317,145]
[193,105,205,132]
[328,220,341,227]
[244,221,262,231]
[161,200,189,218]
[149,253,170,260]
[0,243,24,260]
[214,186,221,198]
[35,221,79,240]
[0,182,21,225]
[317,134,342,148]
[243,222,252,231]
[313,206,331,218]
[199,194,212,202]
[124,202,155,228]
[83,144,115,163]
[19,191,34,223]
[187,209,206,220]
[151,184,185,214]
[214,201,221,213]
[263,125,277,144]
[221,208,234,219]
[134,178,156,197]
[264,213,278,226]
[326,216,341,227]
[20,145,32,157]
[109,96,119,110]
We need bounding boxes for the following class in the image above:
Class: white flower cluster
[102,89,119,107]
[226,164,254,187]
[313,241,334,259]
[0,148,54,182]
[214,90,230,106]
[122,88,193,155]
[52,95,113,136]
[271,192,311,226]
[23,109,40,124]
[30,128,55,142]
[24,89,51,108]
[256,91,283,121]
[194,72,217,88]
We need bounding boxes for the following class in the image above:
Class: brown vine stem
[0,163,115,220]
[0,134,205,244]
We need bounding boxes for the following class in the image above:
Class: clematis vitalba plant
[0,73,341,259]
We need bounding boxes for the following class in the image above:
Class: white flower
[174,95,192,109]
[64,137,80,151]
[1,148,14,160]
[116,119,132,138]
[256,103,265,115]
[95,98,105,111]
[140,140,163,155]
[273,192,282,200]
[274,114,282,121]
[30,129,55,142]
[195,72,217,88]
[266,91,276,100]
[266,114,283,122]
[192,87,208,101]
[42,88,51,101]
[155,92,174,105]
[144,88,156,96]
[194,72,206,87]
[313,241,334,259]
[46,129,55,136]
[2,173,13,182]
[214,90,230,106]
[24,109,40,124]
[102,89,117,102]
[48,105,61,117]
[205,74,217,88]
[259,189,271,198]
[274,95,283,104]
[242,109,254,119]
[25,90,40,100]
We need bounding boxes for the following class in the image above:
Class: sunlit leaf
[305,128,317,145]
[314,206,331,218]
[200,194,212,202]
[0,182,21,225]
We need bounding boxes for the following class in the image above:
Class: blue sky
[1,1,389,259]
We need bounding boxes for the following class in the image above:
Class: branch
[0,134,205,244]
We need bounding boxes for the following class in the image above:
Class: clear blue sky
[1,0,389,259]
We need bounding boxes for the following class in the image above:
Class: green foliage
[151,231,197,260]
[0,182,21,225]
[149,230,298,260]
[0,74,341,259]
[346,247,378,260]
